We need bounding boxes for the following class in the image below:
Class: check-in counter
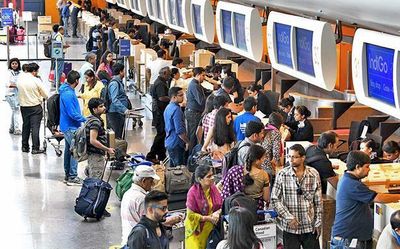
[215,59,239,77]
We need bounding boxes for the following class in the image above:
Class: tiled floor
[0,22,183,249]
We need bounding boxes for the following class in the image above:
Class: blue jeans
[62,17,69,36]
[56,57,65,87]
[167,146,185,167]
[330,237,372,249]
[5,94,20,131]
[64,129,78,179]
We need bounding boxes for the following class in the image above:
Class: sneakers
[22,147,30,153]
[103,210,111,217]
[9,129,14,134]
[31,149,46,154]
[66,177,83,186]
[13,130,22,135]
[63,176,68,183]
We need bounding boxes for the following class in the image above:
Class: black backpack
[112,38,120,54]
[46,93,60,131]
[187,144,212,172]
[100,82,111,113]
[86,27,95,52]
[222,192,258,222]
[222,142,251,176]
[43,36,52,58]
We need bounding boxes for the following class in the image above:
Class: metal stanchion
[26,21,30,59]
[36,34,39,59]
[55,59,59,93]
[6,26,10,63]
[124,56,128,91]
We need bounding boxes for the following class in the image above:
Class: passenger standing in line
[59,70,86,186]
[78,70,104,117]
[54,26,70,87]
[91,24,102,53]
[85,98,114,180]
[107,63,131,139]
[216,207,264,249]
[185,164,222,249]
[146,67,171,163]
[236,120,265,168]
[376,210,400,249]
[107,21,117,52]
[233,96,261,141]
[164,87,189,167]
[126,190,171,249]
[305,131,339,194]
[5,58,22,135]
[185,67,207,151]
[96,50,114,78]
[271,144,322,249]
[57,0,66,26]
[247,83,272,117]
[147,50,172,86]
[16,63,48,154]
[330,151,400,249]
[61,1,71,37]
[70,0,82,38]
[78,52,97,85]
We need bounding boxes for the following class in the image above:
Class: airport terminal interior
[2,0,400,249]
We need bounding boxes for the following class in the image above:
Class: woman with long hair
[289,105,314,142]
[96,50,113,77]
[78,69,104,117]
[221,144,270,211]
[196,94,216,145]
[212,107,236,154]
[5,58,22,135]
[185,164,223,249]
[216,207,264,249]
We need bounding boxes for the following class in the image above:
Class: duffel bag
[165,165,192,194]
[115,169,135,201]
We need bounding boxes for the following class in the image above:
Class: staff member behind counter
[330,151,400,249]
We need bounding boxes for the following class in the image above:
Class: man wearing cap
[120,166,182,246]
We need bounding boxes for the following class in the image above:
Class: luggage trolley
[42,98,64,157]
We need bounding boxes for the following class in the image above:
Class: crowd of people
[4,4,400,248]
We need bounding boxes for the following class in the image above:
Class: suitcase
[74,159,113,220]
[165,165,192,194]
[63,62,72,76]
[168,191,188,211]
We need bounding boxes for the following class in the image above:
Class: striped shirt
[271,165,322,234]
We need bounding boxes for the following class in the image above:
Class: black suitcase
[74,159,113,220]
[168,191,188,211]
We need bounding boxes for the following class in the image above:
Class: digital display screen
[134,0,139,10]
[176,0,183,27]
[148,0,153,16]
[234,13,247,51]
[192,4,202,35]
[366,43,395,105]
[155,0,161,19]
[221,10,233,45]
[275,23,292,68]
[168,0,176,24]
[295,27,315,76]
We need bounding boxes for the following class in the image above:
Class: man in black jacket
[127,190,170,249]
[305,131,339,194]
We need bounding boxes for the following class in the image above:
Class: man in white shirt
[16,63,49,154]
[147,49,171,85]
[120,166,160,246]
[377,210,400,249]
[78,52,96,86]
[54,26,70,87]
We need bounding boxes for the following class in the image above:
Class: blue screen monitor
[168,0,176,24]
[176,0,184,27]
[295,27,315,76]
[234,13,247,51]
[275,23,292,68]
[148,0,153,16]
[366,43,395,106]
[221,10,233,45]
[192,4,202,35]
[155,0,161,19]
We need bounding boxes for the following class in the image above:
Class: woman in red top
[96,50,113,77]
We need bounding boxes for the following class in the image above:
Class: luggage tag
[349,238,358,248]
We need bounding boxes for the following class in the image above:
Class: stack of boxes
[37,16,52,33]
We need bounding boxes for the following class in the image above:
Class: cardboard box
[193,49,214,68]
[177,41,195,58]
[159,33,176,42]
[38,24,53,33]
[38,16,52,24]
[119,15,132,24]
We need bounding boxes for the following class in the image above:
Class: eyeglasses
[152,204,168,212]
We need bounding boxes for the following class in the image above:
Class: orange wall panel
[335,42,353,91]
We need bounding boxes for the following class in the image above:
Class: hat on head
[134,165,160,180]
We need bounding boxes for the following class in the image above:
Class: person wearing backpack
[54,26,70,87]
[107,63,131,139]
[126,190,170,249]
[59,70,86,186]
[233,96,261,142]
[237,121,265,166]
[85,98,114,179]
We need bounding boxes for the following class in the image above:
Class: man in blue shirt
[331,151,400,249]
[233,96,261,141]
[61,1,71,37]
[59,70,86,186]
[164,87,189,167]
[107,63,132,139]
[185,67,207,151]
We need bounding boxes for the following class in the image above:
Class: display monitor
[176,0,183,27]
[148,0,153,16]
[134,0,139,9]
[221,10,233,45]
[366,43,395,105]
[192,4,202,35]
[155,0,161,19]
[234,13,247,51]
[168,0,176,25]
[296,27,315,76]
[275,23,292,68]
